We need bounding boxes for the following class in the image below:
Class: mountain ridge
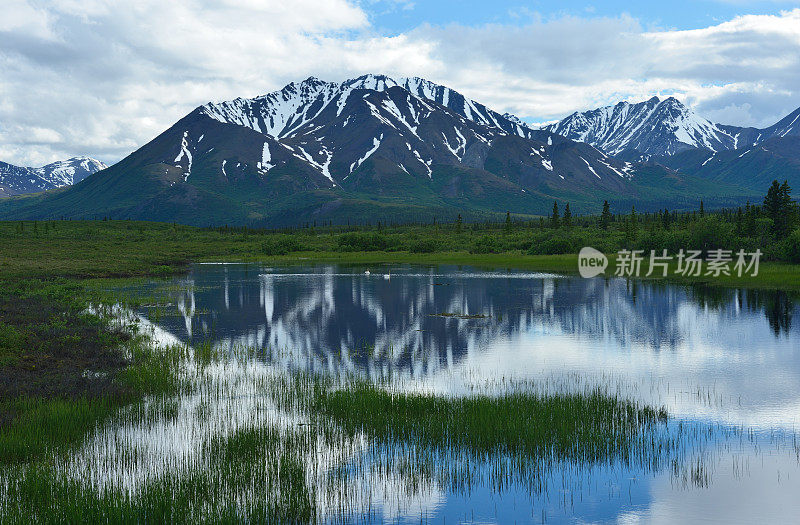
[0,75,762,225]
[545,97,800,159]
[0,156,107,197]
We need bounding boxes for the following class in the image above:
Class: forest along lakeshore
[1,185,800,522]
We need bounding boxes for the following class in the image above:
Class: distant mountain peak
[548,94,800,159]
[545,96,735,156]
[0,156,106,197]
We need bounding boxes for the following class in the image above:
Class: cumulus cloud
[1,2,799,166]
[413,10,800,127]
[0,0,399,165]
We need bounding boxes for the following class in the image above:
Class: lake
[97,263,800,523]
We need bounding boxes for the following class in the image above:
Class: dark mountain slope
[657,136,800,192]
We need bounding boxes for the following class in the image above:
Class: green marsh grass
[315,382,669,463]
[0,335,685,524]
[5,328,792,524]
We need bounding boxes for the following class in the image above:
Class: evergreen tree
[745,201,757,236]
[456,214,463,233]
[699,200,705,217]
[563,203,572,229]
[735,206,744,236]
[780,180,795,233]
[764,180,782,222]
[599,200,612,230]
[551,201,560,228]
[504,211,512,233]
[764,180,793,236]
[625,206,638,245]
[662,208,671,230]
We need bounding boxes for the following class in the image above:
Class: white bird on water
[364,269,391,279]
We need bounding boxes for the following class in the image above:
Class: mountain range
[546,96,800,160]
[0,157,106,198]
[0,75,796,225]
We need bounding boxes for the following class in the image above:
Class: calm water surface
[122,263,800,523]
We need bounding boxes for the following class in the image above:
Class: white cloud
[0,0,381,165]
[0,0,56,39]
[1,2,799,166]
[410,10,800,127]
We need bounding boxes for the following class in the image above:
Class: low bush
[262,236,303,256]
[687,217,733,255]
[409,239,438,253]
[636,229,690,255]
[470,235,499,254]
[527,235,577,255]
[337,233,393,252]
[781,229,800,263]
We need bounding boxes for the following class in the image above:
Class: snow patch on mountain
[259,142,274,171]
[174,131,193,181]
[350,135,383,174]
[580,157,600,179]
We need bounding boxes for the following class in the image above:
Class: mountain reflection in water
[133,263,800,429]
[152,264,796,354]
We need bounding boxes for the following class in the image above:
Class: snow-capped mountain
[544,97,738,157]
[546,96,800,159]
[0,75,744,226]
[200,75,535,142]
[0,156,107,197]
[188,74,638,189]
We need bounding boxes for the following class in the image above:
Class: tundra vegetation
[0,183,797,521]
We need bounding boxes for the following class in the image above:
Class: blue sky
[365,0,800,32]
[2,0,800,165]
